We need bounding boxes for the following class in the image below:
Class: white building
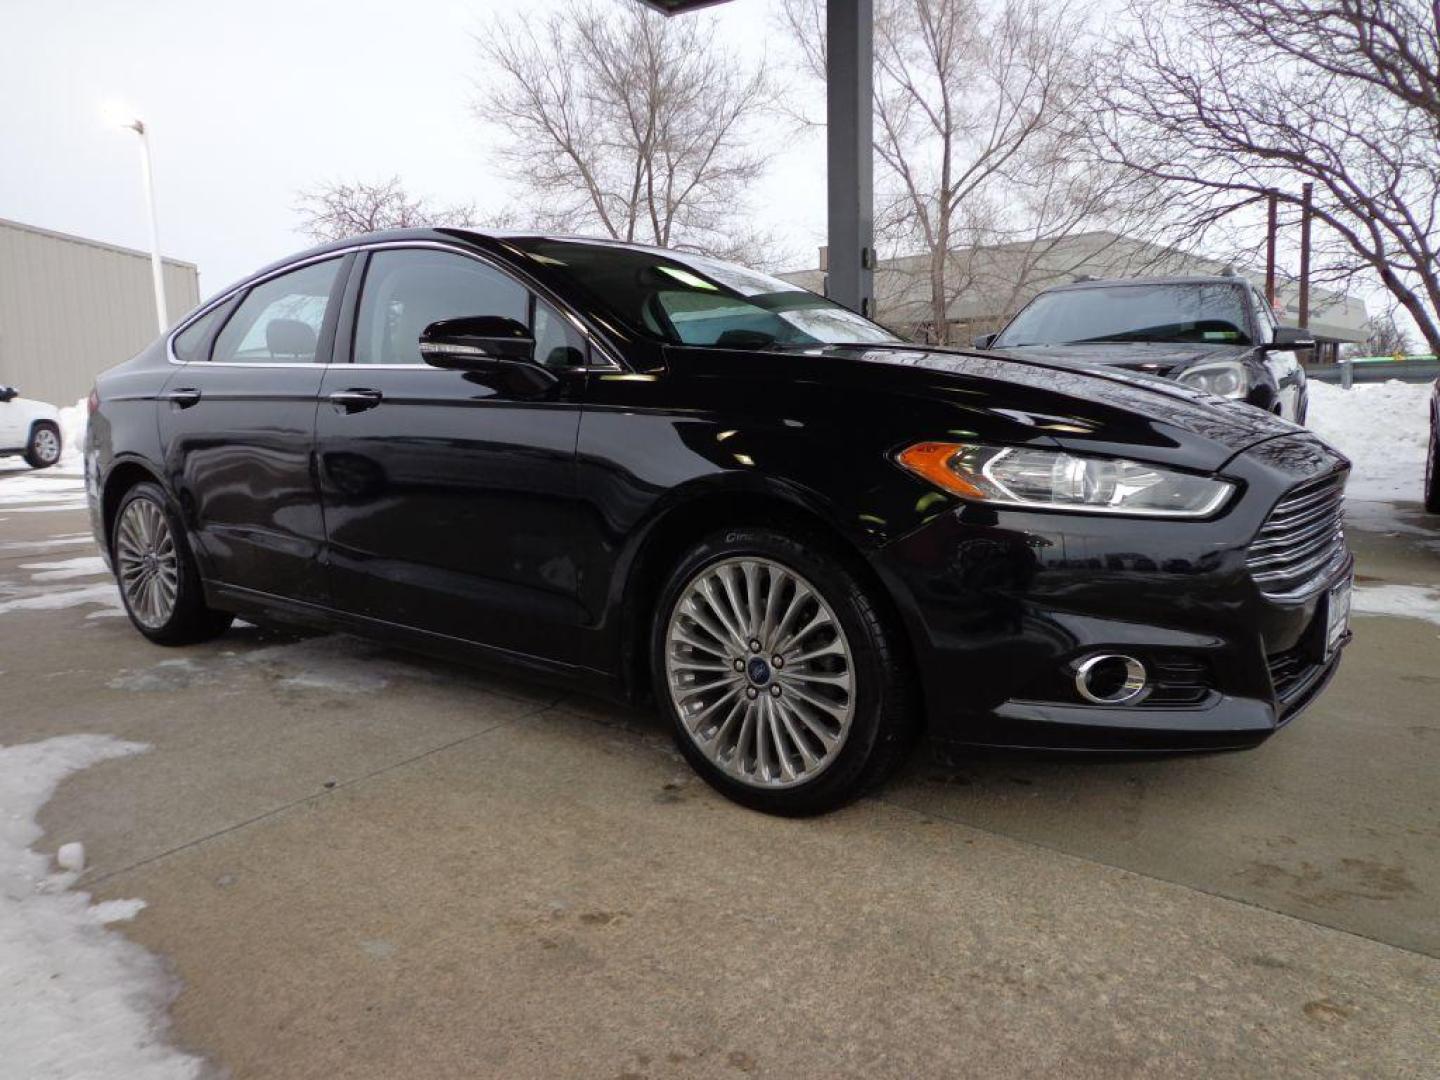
[0,217,200,407]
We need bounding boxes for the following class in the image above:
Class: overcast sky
[2,0,826,302]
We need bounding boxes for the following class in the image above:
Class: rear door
[160,255,350,605]
[315,245,589,662]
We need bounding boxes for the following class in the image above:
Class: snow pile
[1306,379,1431,503]
[58,397,88,468]
[0,735,204,1080]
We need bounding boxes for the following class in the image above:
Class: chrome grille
[1247,475,1347,600]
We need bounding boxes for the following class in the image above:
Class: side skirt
[204,581,622,701]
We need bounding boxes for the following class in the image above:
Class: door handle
[164,387,202,408]
[328,388,383,413]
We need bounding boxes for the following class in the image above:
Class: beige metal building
[0,217,200,407]
[785,230,1368,358]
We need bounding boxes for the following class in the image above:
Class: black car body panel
[85,230,1353,755]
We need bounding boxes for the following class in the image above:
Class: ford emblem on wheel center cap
[746,656,772,685]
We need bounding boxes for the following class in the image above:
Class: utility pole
[1298,182,1313,330]
[1264,189,1278,308]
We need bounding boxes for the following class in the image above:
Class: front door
[159,255,348,605]
[315,246,588,663]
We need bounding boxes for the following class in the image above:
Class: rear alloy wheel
[24,423,60,469]
[1425,409,1440,514]
[654,527,916,816]
[112,482,233,644]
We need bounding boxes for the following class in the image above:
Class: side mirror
[972,333,997,349]
[419,316,535,370]
[1265,326,1315,351]
[0,386,16,403]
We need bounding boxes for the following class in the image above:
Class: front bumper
[872,432,1352,752]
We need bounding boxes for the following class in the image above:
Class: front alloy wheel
[665,557,856,788]
[654,528,916,816]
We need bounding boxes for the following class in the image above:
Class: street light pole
[105,105,168,333]
[132,121,168,333]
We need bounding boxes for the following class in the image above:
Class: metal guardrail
[1307,356,1440,387]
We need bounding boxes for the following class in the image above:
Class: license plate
[1325,575,1352,658]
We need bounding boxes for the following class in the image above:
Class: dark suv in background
[977,276,1314,423]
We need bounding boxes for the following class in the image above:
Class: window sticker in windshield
[656,266,718,291]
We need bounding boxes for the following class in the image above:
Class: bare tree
[1350,308,1417,358]
[1094,0,1440,354]
[477,3,774,261]
[294,177,476,243]
[783,0,1158,343]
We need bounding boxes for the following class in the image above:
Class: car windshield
[993,283,1253,348]
[502,238,899,348]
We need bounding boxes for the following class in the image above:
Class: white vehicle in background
[0,385,62,469]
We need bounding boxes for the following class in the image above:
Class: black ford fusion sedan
[86,229,1354,815]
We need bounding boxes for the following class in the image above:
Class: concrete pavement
[3,469,1437,1078]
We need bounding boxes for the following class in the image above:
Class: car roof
[1039,275,1254,294]
[232,228,693,296]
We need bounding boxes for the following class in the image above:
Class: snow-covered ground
[0,736,205,1080]
[1306,379,1431,504]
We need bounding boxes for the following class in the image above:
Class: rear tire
[1425,407,1440,514]
[23,422,61,469]
[112,481,233,645]
[652,526,918,816]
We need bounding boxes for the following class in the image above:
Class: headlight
[897,442,1235,518]
[1176,359,1248,399]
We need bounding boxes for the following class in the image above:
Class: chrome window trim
[166,239,626,372]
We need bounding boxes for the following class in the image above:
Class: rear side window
[212,258,342,364]
[353,249,528,365]
[171,302,230,362]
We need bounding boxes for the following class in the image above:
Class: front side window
[533,299,588,369]
[505,239,898,349]
[354,250,528,365]
[1251,287,1277,343]
[993,283,1254,348]
[211,259,342,364]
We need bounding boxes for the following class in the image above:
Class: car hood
[989,341,1251,375]
[14,396,61,422]
[750,342,1301,472]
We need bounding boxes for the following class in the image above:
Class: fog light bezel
[1073,654,1150,706]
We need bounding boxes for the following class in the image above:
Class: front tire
[652,527,917,816]
[23,422,61,469]
[1425,407,1440,514]
[112,481,233,644]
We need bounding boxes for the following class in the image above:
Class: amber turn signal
[896,442,984,499]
